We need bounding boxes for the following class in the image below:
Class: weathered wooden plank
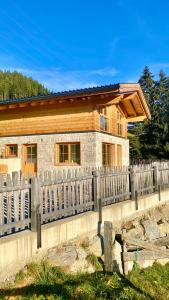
[104,221,115,272]
[123,250,169,262]
[124,237,169,257]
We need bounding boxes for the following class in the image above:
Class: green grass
[1,261,169,299]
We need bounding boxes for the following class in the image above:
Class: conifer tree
[0,70,49,101]
[129,66,169,159]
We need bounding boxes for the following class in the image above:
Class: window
[6,144,18,158]
[99,107,109,131]
[56,143,80,165]
[117,110,123,136]
[102,143,115,167]
[26,145,37,163]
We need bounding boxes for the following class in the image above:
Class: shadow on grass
[0,283,70,299]
[0,271,156,300]
[118,272,156,300]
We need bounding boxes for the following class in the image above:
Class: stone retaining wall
[0,188,169,281]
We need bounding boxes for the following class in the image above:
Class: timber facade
[0,83,150,176]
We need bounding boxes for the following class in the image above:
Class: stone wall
[0,131,129,173]
[0,188,169,281]
[95,132,129,166]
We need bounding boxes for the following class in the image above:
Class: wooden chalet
[0,83,150,176]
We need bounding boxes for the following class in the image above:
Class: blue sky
[0,0,169,91]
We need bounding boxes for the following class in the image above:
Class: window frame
[99,107,109,132]
[56,142,81,166]
[5,144,18,158]
[102,143,115,167]
[26,144,37,163]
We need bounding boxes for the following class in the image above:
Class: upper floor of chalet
[0,83,151,138]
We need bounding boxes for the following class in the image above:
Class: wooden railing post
[104,221,115,272]
[153,165,158,192]
[92,170,100,211]
[129,167,135,200]
[31,177,41,248]
[135,190,138,210]
[158,184,161,201]
[12,171,19,186]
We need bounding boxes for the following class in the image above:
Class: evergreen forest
[129,66,169,160]
[0,70,49,100]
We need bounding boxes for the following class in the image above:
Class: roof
[0,83,120,105]
[0,83,151,121]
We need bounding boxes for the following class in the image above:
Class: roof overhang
[117,83,151,122]
[0,83,151,122]
[92,84,151,122]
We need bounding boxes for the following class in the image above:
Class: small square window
[6,144,18,158]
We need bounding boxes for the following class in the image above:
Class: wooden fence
[0,162,169,242]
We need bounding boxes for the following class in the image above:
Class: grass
[1,260,169,299]
[86,254,102,271]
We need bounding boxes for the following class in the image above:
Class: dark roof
[0,83,120,106]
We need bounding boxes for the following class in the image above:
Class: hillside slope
[0,70,50,101]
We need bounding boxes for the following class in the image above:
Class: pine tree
[129,67,169,159]
[0,70,50,101]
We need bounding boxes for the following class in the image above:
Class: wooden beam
[118,102,128,118]
[19,103,29,108]
[38,100,49,106]
[0,106,8,111]
[94,94,124,107]
[129,100,137,116]
[122,92,137,101]
[30,102,39,107]
[8,104,18,109]
[126,115,146,122]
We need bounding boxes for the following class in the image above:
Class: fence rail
[1,162,169,240]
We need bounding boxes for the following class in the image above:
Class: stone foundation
[0,131,129,173]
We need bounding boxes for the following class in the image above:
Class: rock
[69,246,95,274]
[112,240,123,274]
[142,220,160,240]
[122,219,140,230]
[125,225,144,241]
[76,247,87,261]
[69,258,95,274]
[147,208,163,223]
[158,223,169,237]
[47,244,95,274]
[47,245,77,267]
[159,205,169,221]
[153,236,169,247]
[88,235,103,257]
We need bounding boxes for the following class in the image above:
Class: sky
[0,0,169,92]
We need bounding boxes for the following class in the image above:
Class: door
[23,144,37,176]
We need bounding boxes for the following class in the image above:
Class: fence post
[153,165,158,192]
[104,221,115,272]
[98,198,102,223]
[12,171,19,186]
[135,190,138,210]
[158,185,161,201]
[31,177,41,248]
[92,170,100,211]
[129,167,135,200]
